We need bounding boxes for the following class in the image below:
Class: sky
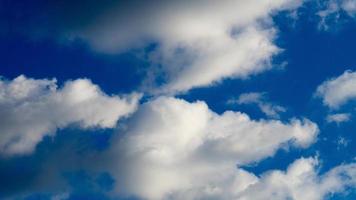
[0,0,356,199]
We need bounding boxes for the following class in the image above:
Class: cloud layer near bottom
[106,97,323,199]
[236,157,356,200]
[0,78,355,200]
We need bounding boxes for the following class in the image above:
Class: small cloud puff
[316,70,356,109]
[326,113,351,124]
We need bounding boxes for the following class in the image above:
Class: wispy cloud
[317,0,356,30]
[228,92,286,118]
[326,113,351,124]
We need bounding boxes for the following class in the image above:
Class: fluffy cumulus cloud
[107,97,318,199]
[228,92,286,118]
[236,157,356,200]
[67,0,304,93]
[316,70,356,109]
[3,1,356,199]
[0,75,141,156]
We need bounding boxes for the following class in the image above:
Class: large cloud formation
[316,70,356,109]
[0,75,140,156]
[66,0,303,93]
[2,1,356,199]
[108,97,319,199]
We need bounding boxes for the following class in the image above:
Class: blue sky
[0,0,356,200]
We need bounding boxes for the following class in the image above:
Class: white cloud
[229,92,286,118]
[316,70,356,109]
[343,0,356,15]
[108,96,318,199]
[336,136,350,149]
[68,0,304,93]
[235,92,264,104]
[326,113,351,124]
[50,192,70,200]
[236,157,356,200]
[318,0,356,29]
[320,0,356,17]
[0,75,141,156]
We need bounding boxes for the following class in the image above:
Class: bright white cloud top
[70,0,303,93]
[108,97,318,199]
[316,70,356,109]
[0,75,140,156]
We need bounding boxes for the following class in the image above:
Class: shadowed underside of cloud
[0,75,140,156]
[24,156,356,200]
[107,96,319,199]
